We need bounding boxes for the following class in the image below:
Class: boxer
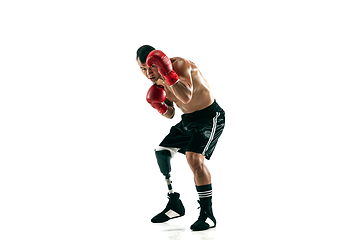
[136,45,225,231]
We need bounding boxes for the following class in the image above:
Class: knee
[186,152,205,173]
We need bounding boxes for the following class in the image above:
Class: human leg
[186,152,211,186]
[186,152,216,231]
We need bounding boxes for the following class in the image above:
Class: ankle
[196,184,212,202]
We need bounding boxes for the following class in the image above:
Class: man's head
[136,45,155,64]
[136,45,161,82]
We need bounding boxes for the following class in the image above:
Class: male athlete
[136,45,225,231]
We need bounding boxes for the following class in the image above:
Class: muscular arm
[169,59,193,104]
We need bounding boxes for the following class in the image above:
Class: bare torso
[155,57,214,114]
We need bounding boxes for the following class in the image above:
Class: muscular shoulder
[171,57,195,71]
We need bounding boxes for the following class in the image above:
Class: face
[137,57,161,83]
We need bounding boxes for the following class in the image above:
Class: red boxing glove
[146,50,180,87]
[146,84,168,115]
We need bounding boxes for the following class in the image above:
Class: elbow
[181,88,193,104]
[164,106,175,119]
[168,109,175,119]
[181,94,192,104]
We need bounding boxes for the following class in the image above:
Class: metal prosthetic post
[165,176,174,194]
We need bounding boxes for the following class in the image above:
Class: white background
[1,0,359,239]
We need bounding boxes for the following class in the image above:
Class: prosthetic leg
[155,149,173,193]
[151,148,185,223]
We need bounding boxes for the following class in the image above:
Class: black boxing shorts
[158,100,225,160]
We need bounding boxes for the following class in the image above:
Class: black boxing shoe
[190,199,216,231]
[151,192,185,223]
